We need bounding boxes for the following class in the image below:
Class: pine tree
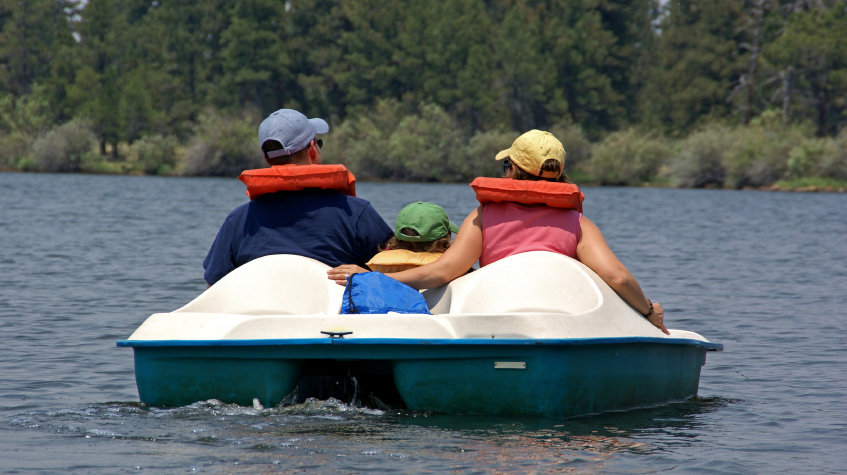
[0,0,74,96]
[767,5,847,135]
[218,0,293,113]
[639,0,746,133]
[494,4,563,131]
[541,0,649,134]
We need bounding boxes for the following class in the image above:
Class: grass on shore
[771,177,847,192]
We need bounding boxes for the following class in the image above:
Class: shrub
[721,125,804,188]
[455,128,518,179]
[547,122,591,171]
[0,86,53,169]
[130,134,180,175]
[0,132,31,169]
[386,103,465,182]
[327,99,403,180]
[588,128,672,185]
[786,138,830,179]
[331,100,508,182]
[819,130,847,180]
[181,110,264,176]
[670,125,731,188]
[28,119,97,172]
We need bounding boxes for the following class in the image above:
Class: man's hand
[327,265,369,286]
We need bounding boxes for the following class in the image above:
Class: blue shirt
[203,189,393,285]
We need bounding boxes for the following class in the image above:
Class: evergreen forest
[1,0,846,189]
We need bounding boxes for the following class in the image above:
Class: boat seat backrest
[175,255,344,315]
[423,251,602,315]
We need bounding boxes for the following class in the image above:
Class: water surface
[1,173,845,473]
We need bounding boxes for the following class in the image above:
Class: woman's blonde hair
[380,228,452,253]
[510,159,572,183]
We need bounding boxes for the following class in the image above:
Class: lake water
[1,172,845,474]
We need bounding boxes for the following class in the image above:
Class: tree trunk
[816,90,829,137]
[742,0,765,125]
[780,66,793,125]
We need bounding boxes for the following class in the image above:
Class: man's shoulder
[225,201,251,220]
[341,193,375,209]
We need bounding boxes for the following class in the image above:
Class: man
[203,109,393,286]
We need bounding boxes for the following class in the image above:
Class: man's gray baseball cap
[258,109,329,158]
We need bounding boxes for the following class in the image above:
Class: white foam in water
[279,397,386,417]
[86,428,123,438]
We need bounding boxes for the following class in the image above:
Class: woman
[328,130,668,334]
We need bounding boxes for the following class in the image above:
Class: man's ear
[309,140,320,165]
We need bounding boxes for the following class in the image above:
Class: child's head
[383,202,458,253]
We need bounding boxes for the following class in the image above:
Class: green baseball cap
[395,202,459,242]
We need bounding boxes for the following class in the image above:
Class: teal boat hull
[118,338,722,418]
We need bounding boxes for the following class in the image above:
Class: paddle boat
[118,251,722,418]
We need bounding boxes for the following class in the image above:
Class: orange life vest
[238,164,357,200]
[469,177,584,213]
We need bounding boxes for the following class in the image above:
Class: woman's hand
[327,264,368,286]
[647,301,669,335]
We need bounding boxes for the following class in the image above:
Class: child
[366,201,459,273]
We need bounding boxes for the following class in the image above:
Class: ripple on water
[2,177,846,474]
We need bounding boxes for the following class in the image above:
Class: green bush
[28,119,97,172]
[0,132,31,169]
[327,99,407,180]
[330,103,598,182]
[548,122,591,171]
[130,134,179,175]
[0,86,54,169]
[588,128,672,185]
[670,125,731,188]
[786,138,829,179]
[386,103,465,182]
[721,124,804,188]
[455,128,518,179]
[819,130,847,180]
[181,110,264,176]
[783,132,847,182]
[330,100,509,182]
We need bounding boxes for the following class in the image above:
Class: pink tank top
[480,202,581,267]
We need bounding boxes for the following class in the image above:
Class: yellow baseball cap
[495,130,566,178]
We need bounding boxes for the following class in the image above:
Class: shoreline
[2,169,844,192]
[0,168,847,193]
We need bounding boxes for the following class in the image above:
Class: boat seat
[423,251,602,315]
[176,255,344,315]
[177,252,602,317]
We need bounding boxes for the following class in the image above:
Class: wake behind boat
[117,251,722,418]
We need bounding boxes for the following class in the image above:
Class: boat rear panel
[123,338,717,416]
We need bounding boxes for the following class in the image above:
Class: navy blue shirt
[203,189,393,285]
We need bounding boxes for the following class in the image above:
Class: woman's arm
[576,216,669,334]
[328,206,484,290]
